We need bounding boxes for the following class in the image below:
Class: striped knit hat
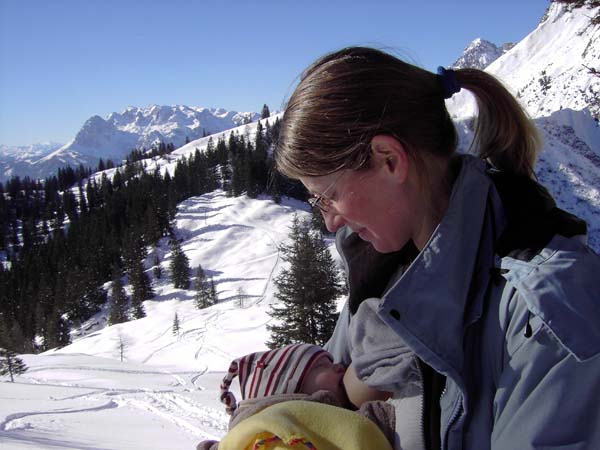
[220,343,331,415]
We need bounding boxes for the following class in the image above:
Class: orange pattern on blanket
[252,433,317,449]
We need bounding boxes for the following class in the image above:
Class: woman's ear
[370,135,409,183]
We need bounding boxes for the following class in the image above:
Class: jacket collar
[378,155,502,381]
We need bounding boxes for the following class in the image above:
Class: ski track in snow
[2,389,226,443]
[2,369,228,443]
[251,225,281,306]
[1,401,119,432]
[192,310,233,361]
[24,365,198,377]
[121,392,226,440]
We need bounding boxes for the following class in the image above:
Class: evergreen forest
[0,118,309,353]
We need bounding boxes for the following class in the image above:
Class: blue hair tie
[437,66,461,99]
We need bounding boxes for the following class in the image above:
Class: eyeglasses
[307,146,371,213]
[308,170,347,213]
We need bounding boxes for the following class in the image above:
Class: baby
[197,343,395,450]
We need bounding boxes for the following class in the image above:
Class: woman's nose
[323,209,344,233]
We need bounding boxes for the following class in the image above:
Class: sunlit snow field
[0,192,337,450]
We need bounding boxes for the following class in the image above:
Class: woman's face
[300,153,415,253]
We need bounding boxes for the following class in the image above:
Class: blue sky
[0,0,550,146]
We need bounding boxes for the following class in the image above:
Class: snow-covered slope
[449,2,600,119]
[488,2,599,118]
[87,114,280,190]
[0,186,327,449]
[0,105,259,182]
[448,1,600,251]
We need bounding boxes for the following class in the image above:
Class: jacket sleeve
[492,315,600,449]
[348,298,421,397]
[323,300,352,366]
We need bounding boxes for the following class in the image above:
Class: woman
[274,47,600,450]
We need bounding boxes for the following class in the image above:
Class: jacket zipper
[416,358,446,450]
[442,393,464,450]
[416,360,428,450]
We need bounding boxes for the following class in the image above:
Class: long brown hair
[276,47,541,179]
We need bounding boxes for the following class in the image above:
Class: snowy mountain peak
[0,105,260,181]
[446,1,600,250]
[451,38,514,70]
[488,1,599,118]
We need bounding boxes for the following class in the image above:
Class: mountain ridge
[451,38,514,70]
[0,105,259,182]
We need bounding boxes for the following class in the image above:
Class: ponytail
[276,47,542,182]
[455,69,542,178]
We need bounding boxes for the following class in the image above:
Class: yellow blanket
[219,400,393,450]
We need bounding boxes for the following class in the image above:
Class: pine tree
[69,272,107,324]
[153,254,162,279]
[172,313,181,338]
[252,121,269,194]
[310,208,328,233]
[267,215,341,348]
[109,271,129,325]
[261,104,271,119]
[129,288,146,319]
[77,181,88,216]
[170,239,190,289]
[194,264,212,308]
[129,261,150,319]
[42,308,71,350]
[231,153,246,197]
[235,286,247,308]
[267,159,282,204]
[209,276,218,305]
[0,347,28,382]
[116,333,127,362]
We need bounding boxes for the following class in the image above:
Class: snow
[451,38,512,70]
[0,188,331,449]
[0,106,259,182]
[447,1,600,251]
[0,143,64,182]
[0,355,227,449]
[449,2,600,120]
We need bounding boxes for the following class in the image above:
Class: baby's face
[300,356,348,405]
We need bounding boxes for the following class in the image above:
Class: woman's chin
[357,229,398,253]
[369,237,405,254]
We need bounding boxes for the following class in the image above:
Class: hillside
[449,0,600,250]
[0,188,334,449]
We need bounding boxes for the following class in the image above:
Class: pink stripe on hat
[248,351,271,399]
[262,343,299,397]
[220,343,331,415]
[295,350,329,393]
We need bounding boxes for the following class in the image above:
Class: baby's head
[220,343,349,414]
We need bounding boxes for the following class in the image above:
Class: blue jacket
[326,155,600,450]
